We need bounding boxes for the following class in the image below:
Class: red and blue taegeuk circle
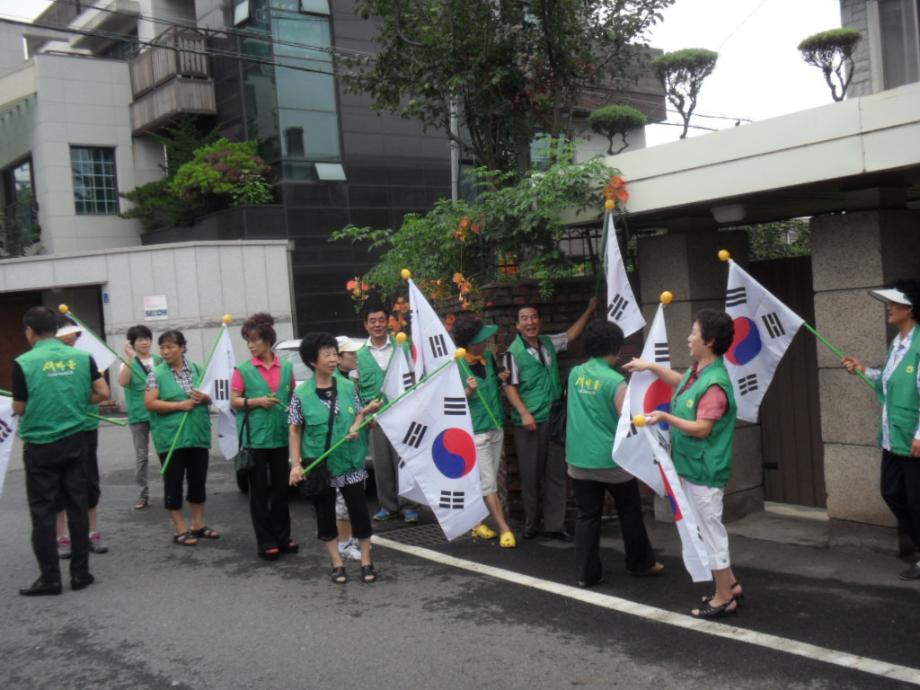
[431,428,476,479]
[726,316,762,366]
[643,379,674,430]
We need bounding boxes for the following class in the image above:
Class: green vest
[356,337,395,403]
[295,376,365,477]
[877,326,920,456]
[16,339,93,445]
[670,358,737,488]
[508,334,562,426]
[565,358,624,469]
[124,355,162,424]
[467,352,505,433]
[149,361,211,454]
[236,358,294,449]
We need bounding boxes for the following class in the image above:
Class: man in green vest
[354,298,419,523]
[12,306,109,596]
[504,298,597,540]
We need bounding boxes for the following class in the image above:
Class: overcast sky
[3,0,843,145]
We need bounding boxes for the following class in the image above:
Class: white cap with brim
[56,324,84,337]
[869,288,912,306]
[335,335,362,353]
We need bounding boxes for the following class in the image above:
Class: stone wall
[840,0,874,98]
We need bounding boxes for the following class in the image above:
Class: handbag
[548,385,568,446]
[232,401,255,473]
[299,382,336,498]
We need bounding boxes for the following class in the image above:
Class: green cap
[469,324,498,345]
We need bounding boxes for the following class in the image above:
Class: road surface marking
[374,536,920,686]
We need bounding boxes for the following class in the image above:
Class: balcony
[129,27,216,133]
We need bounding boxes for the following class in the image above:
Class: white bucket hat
[868,288,912,306]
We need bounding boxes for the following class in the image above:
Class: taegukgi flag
[380,341,426,503]
[407,278,456,380]
[724,260,804,422]
[612,303,672,495]
[197,326,239,460]
[73,327,119,372]
[605,212,645,338]
[0,395,18,498]
[375,360,487,541]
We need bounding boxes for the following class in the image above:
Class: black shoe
[899,563,920,581]
[543,530,573,543]
[523,529,540,540]
[577,576,604,589]
[897,532,918,560]
[19,578,62,596]
[70,573,95,591]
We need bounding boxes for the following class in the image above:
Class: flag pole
[301,355,458,477]
[58,305,146,382]
[160,320,230,476]
[801,322,876,390]
[456,358,502,430]
[0,389,127,426]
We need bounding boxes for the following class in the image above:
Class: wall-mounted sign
[143,294,168,321]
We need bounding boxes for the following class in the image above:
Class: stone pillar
[637,229,763,522]
[811,209,920,538]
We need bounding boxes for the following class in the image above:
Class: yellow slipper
[499,531,517,548]
[471,524,497,540]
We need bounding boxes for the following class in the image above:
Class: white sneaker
[341,539,362,561]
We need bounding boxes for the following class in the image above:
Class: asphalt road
[1,424,919,690]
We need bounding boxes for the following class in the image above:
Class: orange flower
[452,272,465,285]
[610,175,625,188]
[615,189,629,202]
[361,282,369,292]
[470,223,481,235]
[445,314,456,330]
[459,216,470,230]
[388,315,400,332]
[346,279,357,291]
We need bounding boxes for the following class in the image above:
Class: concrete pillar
[811,209,920,537]
[637,229,762,522]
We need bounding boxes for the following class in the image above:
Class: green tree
[798,28,861,102]
[169,139,273,208]
[588,104,648,154]
[344,0,674,175]
[729,219,811,261]
[652,48,718,139]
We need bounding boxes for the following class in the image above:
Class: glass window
[315,162,346,181]
[70,147,119,215]
[233,0,251,26]
[273,15,332,64]
[879,0,920,88]
[279,109,340,160]
[275,69,337,111]
[3,158,36,234]
[300,0,330,15]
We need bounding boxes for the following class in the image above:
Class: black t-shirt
[10,357,101,402]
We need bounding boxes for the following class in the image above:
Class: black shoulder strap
[322,378,338,453]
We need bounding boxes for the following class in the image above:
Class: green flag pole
[160,324,228,476]
[1,389,126,426]
[301,356,456,477]
[801,322,875,391]
[456,358,502,430]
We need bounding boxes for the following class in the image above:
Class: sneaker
[373,509,395,522]
[57,536,72,560]
[471,523,497,540]
[340,539,362,562]
[89,531,109,554]
[403,510,419,524]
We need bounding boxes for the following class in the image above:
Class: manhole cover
[376,522,471,548]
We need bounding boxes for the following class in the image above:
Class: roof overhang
[69,0,140,52]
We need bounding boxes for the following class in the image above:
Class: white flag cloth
[197,327,239,460]
[375,361,487,540]
[74,329,118,372]
[380,343,416,402]
[612,303,671,495]
[408,278,456,380]
[0,396,18,499]
[604,213,645,338]
[641,425,712,583]
[724,260,804,422]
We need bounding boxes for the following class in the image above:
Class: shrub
[798,28,861,102]
[589,105,648,155]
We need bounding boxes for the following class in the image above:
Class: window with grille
[70,147,119,215]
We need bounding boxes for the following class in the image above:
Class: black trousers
[54,429,100,513]
[248,447,291,550]
[571,477,655,583]
[311,480,372,542]
[881,449,920,548]
[24,432,90,582]
[158,447,209,511]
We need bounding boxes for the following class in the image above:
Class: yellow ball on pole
[604,199,615,211]
[454,347,467,360]
[58,304,70,313]
[395,332,407,344]
[632,414,647,428]
[718,249,731,262]
[222,314,233,325]
[401,268,412,280]
[660,291,673,305]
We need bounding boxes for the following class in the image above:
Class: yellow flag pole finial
[395,331,407,344]
[454,347,467,360]
[401,268,411,280]
[718,249,731,262]
[604,199,615,211]
[632,414,647,428]
[58,304,70,314]
[660,291,673,305]
[222,313,233,326]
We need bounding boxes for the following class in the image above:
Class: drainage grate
[375,522,471,548]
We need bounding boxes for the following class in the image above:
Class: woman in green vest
[625,309,740,618]
[843,282,920,581]
[566,320,662,588]
[117,324,162,510]
[144,329,216,547]
[288,332,381,584]
[453,315,516,548]
[231,313,297,561]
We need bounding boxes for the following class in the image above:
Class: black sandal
[331,567,347,584]
[173,531,198,547]
[360,564,377,583]
[259,547,280,561]
[190,526,220,540]
[691,598,738,619]
[701,582,745,607]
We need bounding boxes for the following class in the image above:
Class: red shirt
[677,362,728,421]
[231,355,296,395]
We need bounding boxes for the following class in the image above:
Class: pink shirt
[678,362,728,421]
[231,355,296,395]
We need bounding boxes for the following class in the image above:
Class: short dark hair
[516,304,540,322]
[583,320,624,358]
[299,331,338,371]
[361,296,390,322]
[23,306,58,336]
[158,329,187,348]
[695,309,734,356]
[126,324,153,345]
[451,313,482,348]
[241,312,277,346]
[892,280,920,321]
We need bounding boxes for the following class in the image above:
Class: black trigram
[738,374,759,396]
[608,294,629,321]
[399,460,406,469]
[761,312,786,338]
[444,396,466,416]
[439,490,464,509]
[626,422,638,438]
[401,371,416,390]
[653,342,669,363]
[428,334,449,359]
[213,379,230,401]
[402,421,428,448]
[0,418,10,443]
[725,286,747,308]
